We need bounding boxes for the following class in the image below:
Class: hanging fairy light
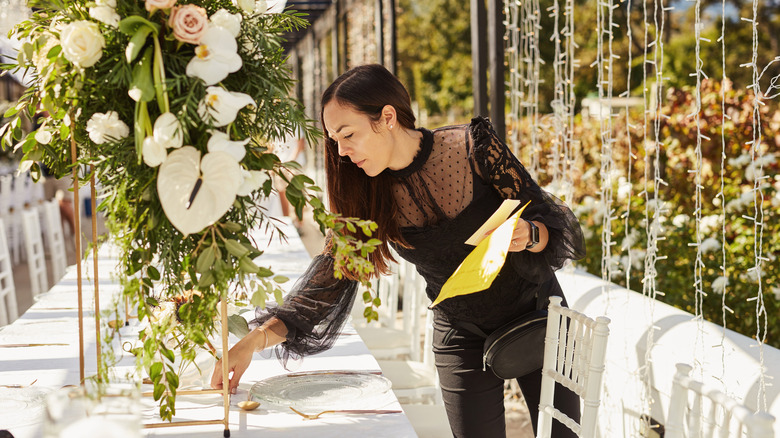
[505,0,522,156]
[742,0,769,411]
[690,0,707,375]
[520,0,542,176]
[622,0,636,291]
[640,0,671,429]
[596,0,618,286]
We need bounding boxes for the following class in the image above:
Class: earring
[389,124,394,130]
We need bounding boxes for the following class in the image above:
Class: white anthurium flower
[236,168,268,196]
[142,137,168,167]
[210,9,242,38]
[207,130,249,162]
[198,86,255,127]
[186,27,242,86]
[153,112,183,149]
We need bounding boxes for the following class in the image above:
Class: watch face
[527,220,539,248]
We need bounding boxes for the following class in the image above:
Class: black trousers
[432,312,581,438]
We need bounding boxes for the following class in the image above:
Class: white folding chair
[41,200,68,282]
[537,296,611,438]
[22,209,48,298]
[666,363,776,438]
[377,307,441,404]
[353,256,428,360]
[0,218,18,326]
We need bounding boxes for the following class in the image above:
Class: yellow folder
[430,200,530,308]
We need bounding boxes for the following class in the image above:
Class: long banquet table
[0,220,417,438]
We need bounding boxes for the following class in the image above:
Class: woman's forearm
[246,317,289,352]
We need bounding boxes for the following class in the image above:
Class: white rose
[60,21,105,68]
[255,0,268,13]
[210,9,242,38]
[86,111,130,144]
[89,5,121,27]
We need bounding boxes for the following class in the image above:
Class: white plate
[0,387,50,428]
[250,372,392,411]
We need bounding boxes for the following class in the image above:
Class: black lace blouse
[252,117,585,365]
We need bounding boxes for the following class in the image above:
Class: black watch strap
[525,220,539,249]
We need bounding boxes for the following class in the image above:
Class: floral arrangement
[1,0,382,420]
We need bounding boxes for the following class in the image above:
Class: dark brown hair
[321,64,416,279]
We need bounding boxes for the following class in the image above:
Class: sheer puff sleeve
[250,249,358,368]
[469,116,585,282]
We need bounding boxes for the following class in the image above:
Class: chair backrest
[0,218,18,326]
[41,200,68,282]
[537,296,611,438]
[666,363,776,438]
[22,209,48,297]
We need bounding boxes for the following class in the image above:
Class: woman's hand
[509,219,549,253]
[210,327,266,394]
[210,318,288,394]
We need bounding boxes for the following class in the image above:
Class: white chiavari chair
[0,218,18,326]
[537,296,611,438]
[22,209,48,298]
[41,200,68,282]
[666,363,776,438]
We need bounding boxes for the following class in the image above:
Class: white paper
[464,199,522,246]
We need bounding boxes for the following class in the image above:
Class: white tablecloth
[0,221,417,438]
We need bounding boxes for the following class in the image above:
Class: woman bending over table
[211,64,585,438]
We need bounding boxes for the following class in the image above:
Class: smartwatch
[525,220,539,249]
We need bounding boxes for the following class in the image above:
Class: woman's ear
[381,105,397,130]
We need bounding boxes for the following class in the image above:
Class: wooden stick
[70,126,84,384]
[91,170,101,379]
[144,419,225,429]
[141,388,226,397]
[220,298,231,437]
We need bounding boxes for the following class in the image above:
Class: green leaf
[3,106,18,118]
[46,44,61,59]
[273,275,289,284]
[160,346,175,363]
[239,256,260,274]
[165,371,179,389]
[197,271,215,288]
[118,15,160,36]
[153,383,165,401]
[255,266,272,277]
[126,25,154,63]
[228,314,250,338]
[273,288,284,306]
[149,362,163,381]
[147,266,160,281]
[250,289,267,308]
[222,222,242,232]
[196,247,216,273]
[362,291,371,303]
[225,239,250,258]
[130,47,155,103]
[373,297,381,307]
